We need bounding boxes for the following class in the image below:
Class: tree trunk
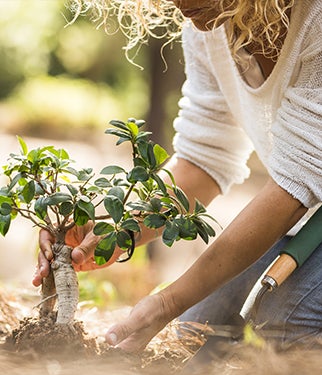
[40,242,79,327]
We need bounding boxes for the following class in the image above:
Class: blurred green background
[0,0,185,145]
[0,0,185,307]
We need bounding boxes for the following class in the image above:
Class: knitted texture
[173,0,321,208]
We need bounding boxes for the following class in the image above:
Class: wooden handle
[265,253,297,287]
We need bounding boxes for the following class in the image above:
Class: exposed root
[33,293,58,310]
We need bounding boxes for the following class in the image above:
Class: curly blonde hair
[67,0,294,62]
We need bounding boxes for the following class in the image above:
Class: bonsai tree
[0,118,217,331]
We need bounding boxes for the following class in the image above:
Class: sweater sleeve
[173,25,254,195]
[268,27,322,208]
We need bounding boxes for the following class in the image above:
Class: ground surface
[1,287,322,375]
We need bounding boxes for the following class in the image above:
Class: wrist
[158,287,186,322]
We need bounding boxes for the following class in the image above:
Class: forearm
[161,178,307,318]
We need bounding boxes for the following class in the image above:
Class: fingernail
[108,332,118,346]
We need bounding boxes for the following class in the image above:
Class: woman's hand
[105,292,177,353]
[32,222,123,287]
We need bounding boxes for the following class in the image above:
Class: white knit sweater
[173,0,322,210]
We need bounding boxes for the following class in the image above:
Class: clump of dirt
[5,313,98,357]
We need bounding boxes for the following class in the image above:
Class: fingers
[32,251,50,287]
[33,229,54,287]
[72,239,99,264]
[106,322,160,353]
[39,228,54,260]
[105,295,169,353]
[72,245,91,265]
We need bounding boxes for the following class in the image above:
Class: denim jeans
[179,236,322,347]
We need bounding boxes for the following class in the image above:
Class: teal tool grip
[280,206,322,267]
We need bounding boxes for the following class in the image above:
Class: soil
[0,290,195,374]
[5,313,98,355]
[2,289,322,375]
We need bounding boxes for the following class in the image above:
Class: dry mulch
[1,287,322,375]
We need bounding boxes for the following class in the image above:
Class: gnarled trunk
[40,242,79,327]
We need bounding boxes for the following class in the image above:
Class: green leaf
[100,165,125,175]
[174,216,198,241]
[64,167,79,177]
[0,214,11,236]
[136,131,152,140]
[162,220,179,247]
[56,148,69,160]
[174,186,190,212]
[17,136,28,155]
[44,192,72,206]
[135,119,145,128]
[79,195,90,203]
[27,148,41,163]
[193,217,216,243]
[77,200,95,221]
[116,230,132,250]
[34,197,48,220]
[21,180,35,204]
[200,219,217,237]
[95,232,117,262]
[161,168,176,187]
[73,205,90,226]
[108,119,128,131]
[8,173,23,191]
[0,203,12,216]
[194,200,207,214]
[104,195,124,223]
[94,177,112,188]
[59,201,74,217]
[0,195,13,206]
[116,137,132,146]
[66,184,78,196]
[93,222,115,235]
[153,144,169,166]
[105,129,132,140]
[147,143,156,169]
[151,173,167,195]
[113,178,130,188]
[121,218,140,232]
[35,182,46,195]
[193,218,210,244]
[126,121,139,137]
[133,157,147,168]
[94,255,108,266]
[108,186,125,201]
[127,166,149,183]
[150,197,163,212]
[143,214,166,229]
[137,142,149,163]
[127,200,152,212]
[77,168,94,181]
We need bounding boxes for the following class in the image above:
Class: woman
[34,0,322,353]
